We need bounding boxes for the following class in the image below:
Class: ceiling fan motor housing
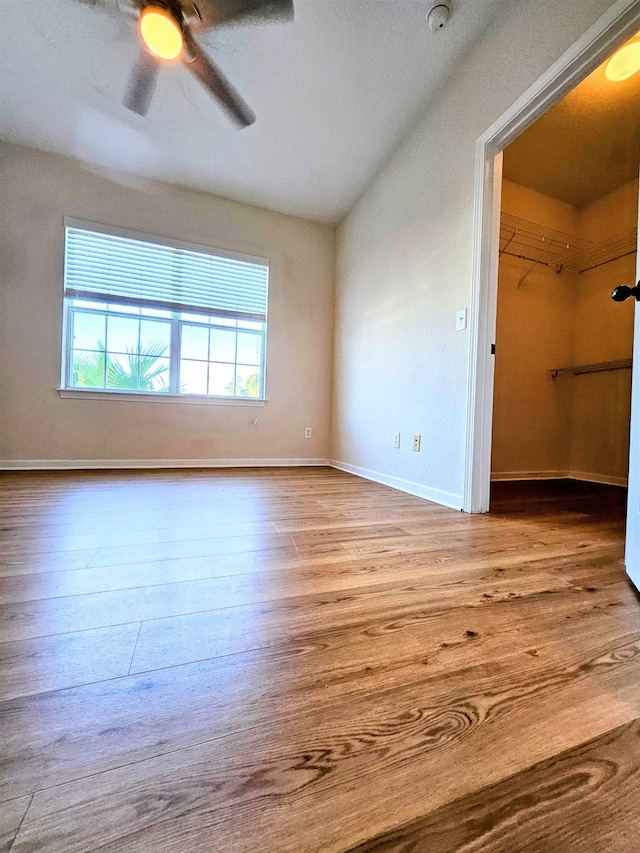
[148,0,204,30]
[142,0,178,15]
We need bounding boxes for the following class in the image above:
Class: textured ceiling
[503,42,640,208]
[0,0,506,221]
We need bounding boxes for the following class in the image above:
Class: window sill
[58,389,266,407]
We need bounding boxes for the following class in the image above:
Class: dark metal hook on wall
[611,282,640,302]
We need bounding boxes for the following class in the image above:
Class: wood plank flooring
[0,469,639,852]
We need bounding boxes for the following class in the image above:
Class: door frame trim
[463,0,640,513]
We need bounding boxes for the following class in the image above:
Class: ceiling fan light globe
[605,39,640,82]
[140,6,184,61]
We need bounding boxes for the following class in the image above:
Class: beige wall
[492,178,637,484]
[331,0,620,508]
[0,143,335,465]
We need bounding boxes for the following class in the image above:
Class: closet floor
[1,469,638,851]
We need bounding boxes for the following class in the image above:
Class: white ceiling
[0,0,506,221]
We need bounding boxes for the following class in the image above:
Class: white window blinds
[64,223,269,321]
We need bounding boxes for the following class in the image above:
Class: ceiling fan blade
[183,30,255,128]
[124,50,159,116]
[196,0,293,29]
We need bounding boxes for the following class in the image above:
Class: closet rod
[500,249,557,268]
[577,249,637,274]
[548,358,632,378]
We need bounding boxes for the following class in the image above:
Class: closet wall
[491,181,578,478]
[570,179,638,483]
[491,177,638,486]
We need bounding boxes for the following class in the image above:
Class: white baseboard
[491,470,564,482]
[330,460,463,510]
[2,458,625,494]
[0,458,331,471]
[566,470,628,488]
[491,470,627,488]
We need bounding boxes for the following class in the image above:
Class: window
[62,221,269,400]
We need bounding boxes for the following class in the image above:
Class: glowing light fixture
[605,36,640,82]
[140,6,184,61]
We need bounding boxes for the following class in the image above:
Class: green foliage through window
[72,340,169,392]
[226,372,260,397]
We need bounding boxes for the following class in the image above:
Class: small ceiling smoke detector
[427,2,452,32]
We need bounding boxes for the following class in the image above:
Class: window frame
[60,220,269,403]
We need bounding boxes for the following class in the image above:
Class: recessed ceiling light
[605,37,640,82]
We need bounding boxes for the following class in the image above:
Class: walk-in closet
[490,50,639,507]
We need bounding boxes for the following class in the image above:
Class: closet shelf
[559,228,637,274]
[500,212,637,282]
[548,358,632,378]
[500,212,590,270]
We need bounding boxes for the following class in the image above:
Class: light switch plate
[456,309,467,332]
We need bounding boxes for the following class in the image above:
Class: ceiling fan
[78,0,294,127]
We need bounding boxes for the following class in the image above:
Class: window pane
[210,317,237,328]
[235,366,261,397]
[180,359,208,395]
[209,362,235,396]
[107,352,139,390]
[73,300,107,310]
[108,303,140,315]
[140,319,171,355]
[141,306,171,318]
[71,349,106,389]
[236,332,261,366]
[146,357,170,392]
[181,325,209,361]
[107,316,139,354]
[72,312,106,351]
[210,329,236,363]
[237,320,262,330]
[181,311,211,324]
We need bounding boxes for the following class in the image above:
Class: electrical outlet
[413,434,421,452]
[456,308,467,332]
[304,427,312,439]
[393,432,400,449]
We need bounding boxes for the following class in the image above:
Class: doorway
[464,2,640,517]
[490,51,639,521]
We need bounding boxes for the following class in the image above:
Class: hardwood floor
[0,469,638,852]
